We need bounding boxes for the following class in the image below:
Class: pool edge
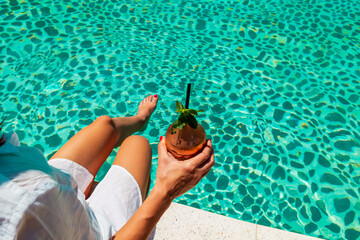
[152,202,324,240]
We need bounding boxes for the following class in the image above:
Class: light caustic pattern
[0,0,360,239]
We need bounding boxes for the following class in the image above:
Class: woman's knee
[93,116,116,131]
[121,135,152,162]
[124,135,151,148]
[93,115,114,127]
[91,116,119,142]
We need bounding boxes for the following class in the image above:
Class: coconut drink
[165,84,206,160]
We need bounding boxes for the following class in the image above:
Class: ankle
[135,114,147,125]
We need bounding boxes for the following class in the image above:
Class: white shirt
[0,131,103,240]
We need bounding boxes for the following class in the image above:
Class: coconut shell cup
[165,123,206,160]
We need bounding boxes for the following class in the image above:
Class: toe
[142,96,148,103]
[152,95,158,104]
[140,95,157,106]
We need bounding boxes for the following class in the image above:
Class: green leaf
[187,114,198,128]
[172,119,180,128]
[176,101,184,111]
[178,122,186,130]
[188,109,198,116]
[172,100,204,132]
[179,113,187,123]
[171,119,180,134]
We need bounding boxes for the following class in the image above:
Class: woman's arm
[111,186,171,239]
[111,138,215,239]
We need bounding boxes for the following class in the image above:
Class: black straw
[185,84,191,109]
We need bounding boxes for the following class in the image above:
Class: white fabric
[0,132,101,240]
[87,165,143,232]
[0,131,145,240]
[48,158,94,194]
[48,159,116,239]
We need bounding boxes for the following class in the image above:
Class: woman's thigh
[50,116,118,177]
[112,135,152,201]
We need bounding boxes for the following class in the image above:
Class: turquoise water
[1,0,360,239]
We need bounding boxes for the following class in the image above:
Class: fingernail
[159,136,163,142]
[154,94,158,98]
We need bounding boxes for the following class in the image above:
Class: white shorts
[48,158,143,236]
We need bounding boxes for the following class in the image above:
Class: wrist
[150,184,173,205]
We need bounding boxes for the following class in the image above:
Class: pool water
[1,0,360,239]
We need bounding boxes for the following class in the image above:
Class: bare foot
[110,95,158,147]
[137,95,158,128]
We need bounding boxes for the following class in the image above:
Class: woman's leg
[112,135,152,201]
[50,95,158,197]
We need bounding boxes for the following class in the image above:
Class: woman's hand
[154,137,215,201]
[112,138,214,240]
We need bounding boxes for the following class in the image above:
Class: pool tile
[1,1,360,239]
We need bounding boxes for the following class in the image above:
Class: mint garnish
[171,101,203,134]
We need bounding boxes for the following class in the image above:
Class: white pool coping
[152,202,323,240]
